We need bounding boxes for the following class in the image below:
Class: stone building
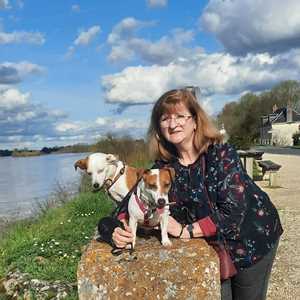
[260,103,300,146]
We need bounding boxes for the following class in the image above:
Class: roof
[261,106,300,126]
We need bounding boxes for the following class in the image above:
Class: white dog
[128,168,175,248]
[74,153,141,202]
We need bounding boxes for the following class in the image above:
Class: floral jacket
[152,143,283,270]
[118,144,283,269]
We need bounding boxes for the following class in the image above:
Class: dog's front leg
[128,217,138,249]
[160,213,172,247]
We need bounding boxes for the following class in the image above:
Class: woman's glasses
[160,114,193,128]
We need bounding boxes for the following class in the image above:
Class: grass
[0,142,151,298]
[0,190,114,282]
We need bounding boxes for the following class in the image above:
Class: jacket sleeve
[213,143,248,239]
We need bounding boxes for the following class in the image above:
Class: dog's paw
[162,239,172,247]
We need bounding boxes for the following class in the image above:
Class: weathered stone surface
[77,236,220,300]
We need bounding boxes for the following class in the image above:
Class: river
[0,152,89,221]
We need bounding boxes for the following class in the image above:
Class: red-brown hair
[148,89,223,161]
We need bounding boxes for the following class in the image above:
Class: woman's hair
[148,88,223,161]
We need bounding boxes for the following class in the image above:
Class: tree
[217,80,300,148]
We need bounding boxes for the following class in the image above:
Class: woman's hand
[167,216,186,238]
[112,220,134,248]
[166,216,203,238]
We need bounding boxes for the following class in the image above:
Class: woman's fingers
[112,226,133,248]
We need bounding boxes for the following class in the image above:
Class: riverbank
[257,153,300,299]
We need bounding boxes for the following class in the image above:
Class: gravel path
[256,154,300,300]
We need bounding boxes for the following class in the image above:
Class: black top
[154,143,283,270]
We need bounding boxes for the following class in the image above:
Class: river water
[0,152,88,221]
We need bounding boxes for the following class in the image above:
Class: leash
[102,163,126,192]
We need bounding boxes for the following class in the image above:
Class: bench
[258,160,282,187]
[238,150,264,178]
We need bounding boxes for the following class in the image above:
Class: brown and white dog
[75,153,175,247]
[128,168,175,248]
[74,153,141,202]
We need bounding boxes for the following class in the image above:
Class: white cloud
[201,0,300,55]
[0,0,10,9]
[147,0,167,8]
[56,122,81,132]
[74,25,101,46]
[0,87,148,148]
[0,30,45,45]
[0,88,29,109]
[108,18,201,64]
[0,61,44,84]
[107,17,155,44]
[71,4,80,13]
[96,116,147,130]
[101,49,300,108]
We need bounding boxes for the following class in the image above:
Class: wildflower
[60,222,64,225]
[55,242,60,245]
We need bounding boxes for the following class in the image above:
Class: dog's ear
[106,154,118,165]
[165,167,175,181]
[74,158,88,171]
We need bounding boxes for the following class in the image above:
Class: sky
[1,0,300,149]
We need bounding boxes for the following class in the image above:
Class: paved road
[254,146,300,156]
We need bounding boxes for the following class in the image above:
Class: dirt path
[256,153,300,300]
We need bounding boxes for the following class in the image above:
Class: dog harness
[134,192,164,226]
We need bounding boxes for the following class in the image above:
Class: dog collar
[103,163,125,192]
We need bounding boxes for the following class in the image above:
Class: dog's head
[140,168,175,208]
[74,153,119,190]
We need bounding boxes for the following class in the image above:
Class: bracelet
[178,224,185,238]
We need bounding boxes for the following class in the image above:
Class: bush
[292,132,300,146]
[228,135,253,150]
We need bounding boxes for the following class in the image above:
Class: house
[260,103,300,146]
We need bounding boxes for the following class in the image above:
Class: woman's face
[159,102,196,148]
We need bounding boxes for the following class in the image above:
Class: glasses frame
[159,114,193,128]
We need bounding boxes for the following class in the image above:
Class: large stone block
[78,236,220,300]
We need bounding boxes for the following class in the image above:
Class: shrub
[292,132,300,146]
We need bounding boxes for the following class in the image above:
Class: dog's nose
[93,183,100,189]
[157,198,166,208]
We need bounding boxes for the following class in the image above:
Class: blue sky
[1,0,300,149]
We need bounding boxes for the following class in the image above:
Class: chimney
[185,86,201,102]
[287,101,293,123]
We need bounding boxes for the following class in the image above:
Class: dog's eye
[148,184,157,190]
[164,182,170,188]
[87,172,92,176]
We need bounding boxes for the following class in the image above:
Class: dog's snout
[93,183,100,189]
[157,198,166,208]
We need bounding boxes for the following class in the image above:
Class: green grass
[0,191,114,282]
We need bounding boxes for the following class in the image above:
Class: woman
[111,89,283,300]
